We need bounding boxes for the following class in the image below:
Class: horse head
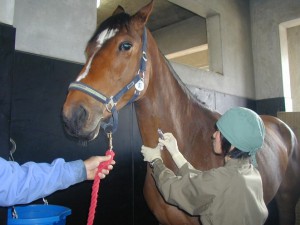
[62,1,154,141]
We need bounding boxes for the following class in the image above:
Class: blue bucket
[7,204,71,225]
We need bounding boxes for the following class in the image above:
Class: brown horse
[62,1,300,224]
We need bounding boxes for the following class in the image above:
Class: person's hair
[219,133,232,156]
[215,124,250,159]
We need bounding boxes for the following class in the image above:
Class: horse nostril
[62,105,89,136]
[75,105,88,128]
[62,114,69,128]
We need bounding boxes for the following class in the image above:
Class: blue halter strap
[68,28,147,134]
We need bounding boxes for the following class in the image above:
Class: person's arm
[151,159,225,216]
[159,133,195,169]
[0,155,114,207]
[141,145,227,215]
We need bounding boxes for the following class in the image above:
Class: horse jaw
[80,110,116,141]
[85,119,102,141]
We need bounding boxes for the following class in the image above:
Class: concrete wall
[152,16,207,55]
[0,0,15,25]
[169,0,255,99]
[250,0,300,100]
[13,0,97,63]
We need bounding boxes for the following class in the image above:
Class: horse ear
[112,5,125,16]
[132,0,154,29]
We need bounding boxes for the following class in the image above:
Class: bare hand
[84,155,115,180]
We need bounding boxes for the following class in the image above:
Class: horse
[62,1,300,224]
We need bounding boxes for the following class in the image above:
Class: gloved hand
[159,133,190,169]
[159,133,180,156]
[141,144,162,162]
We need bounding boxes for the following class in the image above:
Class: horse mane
[162,54,213,111]
[88,12,131,44]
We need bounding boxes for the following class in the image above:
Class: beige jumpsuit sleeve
[152,159,231,216]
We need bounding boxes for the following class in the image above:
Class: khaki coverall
[152,158,268,225]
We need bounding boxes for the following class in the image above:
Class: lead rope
[86,132,115,225]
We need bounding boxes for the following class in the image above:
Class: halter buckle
[137,69,145,77]
[142,51,147,62]
[105,97,116,113]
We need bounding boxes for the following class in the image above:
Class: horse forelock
[88,12,131,45]
[79,13,131,82]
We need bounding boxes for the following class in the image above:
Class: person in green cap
[141,107,268,225]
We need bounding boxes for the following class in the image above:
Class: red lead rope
[86,149,115,225]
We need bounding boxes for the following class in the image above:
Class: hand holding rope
[86,132,115,225]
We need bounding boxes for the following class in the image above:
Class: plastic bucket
[7,204,71,225]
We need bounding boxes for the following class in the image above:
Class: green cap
[216,107,265,165]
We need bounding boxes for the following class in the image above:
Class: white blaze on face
[96,28,118,48]
[76,28,118,81]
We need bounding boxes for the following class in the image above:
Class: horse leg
[143,169,200,225]
[275,189,299,225]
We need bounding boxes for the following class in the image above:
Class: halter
[68,28,147,134]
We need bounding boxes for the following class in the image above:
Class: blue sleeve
[0,157,87,207]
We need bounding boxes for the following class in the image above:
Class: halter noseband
[68,28,147,134]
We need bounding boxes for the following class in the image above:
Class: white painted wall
[13,0,97,63]
[288,26,300,111]
[0,0,15,25]
[250,0,300,100]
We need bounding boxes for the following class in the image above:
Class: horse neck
[134,33,218,148]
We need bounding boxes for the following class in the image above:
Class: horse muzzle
[62,104,101,141]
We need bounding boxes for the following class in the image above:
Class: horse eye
[119,42,132,51]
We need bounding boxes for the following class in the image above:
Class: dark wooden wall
[0,23,15,160]
[0,23,15,225]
